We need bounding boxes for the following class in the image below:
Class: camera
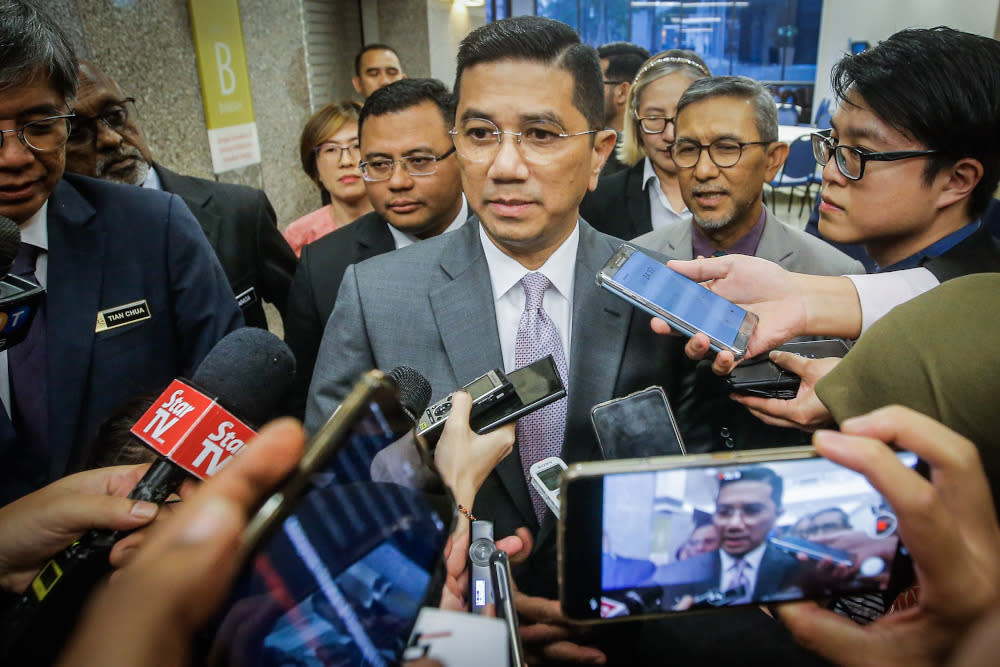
[416,369,514,442]
[469,520,497,614]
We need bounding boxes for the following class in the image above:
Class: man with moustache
[63,60,296,331]
[284,78,468,420]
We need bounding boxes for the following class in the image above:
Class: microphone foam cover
[388,365,432,418]
[192,328,296,425]
[0,215,21,276]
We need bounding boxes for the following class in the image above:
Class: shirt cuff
[845,268,940,334]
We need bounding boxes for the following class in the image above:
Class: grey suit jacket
[633,206,865,275]
[305,218,687,597]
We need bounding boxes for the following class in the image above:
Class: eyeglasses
[314,141,360,162]
[67,98,137,146]
[811,129,940,181]
[603,80,625,86]
[449,117,598,166]
[0,114,75,152]
[671,138,771,169]
[359,146,456,182]
[636,115,675,134]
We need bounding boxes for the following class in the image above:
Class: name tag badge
[235,286,258,309]
[95,299,151,332]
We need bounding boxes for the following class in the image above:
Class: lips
[339,174,360,184]
[487,196,536,218]
[691,188,728,207]
[388,199,422,214]
[819,193,844,213]
[0,180,38,201]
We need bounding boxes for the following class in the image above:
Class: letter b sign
[215,42,236,95]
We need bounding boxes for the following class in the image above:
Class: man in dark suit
[654,467,800,607]
[0,1,241,504]
[283,78,468,419]
[62,60,296,331]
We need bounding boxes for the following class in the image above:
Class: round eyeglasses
[449,117,598,166]
[359,146,456,182]
[67,98,137,146]
[670,138,772,169]
[1,114,74,152]
[811,129,940,181]
[636,115,675,134]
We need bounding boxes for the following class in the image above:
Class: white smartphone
[530,456,567,515]
[596,244,757,360]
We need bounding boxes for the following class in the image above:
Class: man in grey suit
[634,76,863,276]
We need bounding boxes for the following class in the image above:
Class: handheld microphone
[386,365,432,424]
[0,328,296,664]
[0,215,45,352]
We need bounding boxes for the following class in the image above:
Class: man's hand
[731,352,839,431]
[0,464,156,593]
[776,406,1000,667]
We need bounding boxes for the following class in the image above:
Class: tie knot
[12,243,41,278]
[520,272,552,310]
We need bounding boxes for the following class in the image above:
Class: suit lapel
[357,214,396,259]
[45,179,106,477]
[625,162,652,237]
[154,164,221,248]
[757,208,795,268]
[429,223,535,524]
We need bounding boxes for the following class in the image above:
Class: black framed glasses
[0,114,75,152]
[67,97,137,146]
[449,117,598,165]
[636,115,675,134]
[603,80,625,86]
[811,129,940,181]
[314,141,360,162]
[670,138,772,169]
[359,146,456,182]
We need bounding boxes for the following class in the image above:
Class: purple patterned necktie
[726,558,751,603]
[9,243,48,458]
[515,272,568,522]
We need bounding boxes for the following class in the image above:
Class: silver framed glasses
[359,146,456,182]
[67,98,137,146]
[314,141,360,162]
[449,117,597,165]
[811,129,939,181]
[1,114,75,152]
[670,138,772,169]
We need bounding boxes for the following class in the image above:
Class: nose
[692,146,719,180]
[95,120,124,151]
[0,130,36,170]
[821,153,846,186]
[486,133,530,182]
[338,148,356,167]
[386,160,414,190]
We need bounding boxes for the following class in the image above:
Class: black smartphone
[726,339,852,399]
[590,386,686,460]
[470,355,566,433]
[559,446,918,623]
[597,244,757,359]
[490,550,525,667]
[208,370,454,666]
[416,368,515,440]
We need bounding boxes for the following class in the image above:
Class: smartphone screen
[561,449,917,622]
[591,387,686,460]
[210,384,452,666]
[602,247,753,354]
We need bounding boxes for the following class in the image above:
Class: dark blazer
[155,164,297,330]
[580,160,652,240]
[305,218,688,598]
[0,175,242,504]
[923,225,1000,281]
[282,212,395,419]
[652,545,801,605]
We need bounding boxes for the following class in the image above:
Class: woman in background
[283,101,373,257]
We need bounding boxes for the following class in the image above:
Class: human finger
[515,592,567,626]
[541,640,607,664]
[776,601,876,667]
[502,526,534,566]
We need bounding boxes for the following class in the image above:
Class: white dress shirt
[719,542,768,600]
[1,202,49,417]
[846,268,940,334]
[388,195,469,250]
[479,222,578,373]
[643,158,692,231]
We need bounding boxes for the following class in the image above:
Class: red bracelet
[457,504,476,521]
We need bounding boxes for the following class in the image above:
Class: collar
[388,194,468,250]
[21,199,49,251]
[642,157,658,192]
[692,207,767,258]
[142,164,163,191]
[719,540,768,572]
[879,220,982,272]
[479,220,579,303]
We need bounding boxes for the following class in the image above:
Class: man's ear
[614,82,631,108]
[352,77,363,95]
[934,157,983,211]
[763,141,790,182]
[588,129,618,191]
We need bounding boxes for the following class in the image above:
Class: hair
[454,15,605,131]
[676,75,778,143]
[358,78,455,138]
[831,26,1000,219]
[597,42,651,84]
[354,43,401,76]
[85,395,160,469]
[718,466,783,508]
[0,0,78,100]
[618,49,710,166]
[809,507,851,529]
[299,100,362,187]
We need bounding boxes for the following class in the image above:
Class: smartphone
[471,355,566,433]
[559,446,918,623]
[596,244,757,359]
[209,370,454,666]
[590,386,686,460]
[727,338,852,399]
[530,456,567,515]
[416,368,515,440]
[490,550,526,667]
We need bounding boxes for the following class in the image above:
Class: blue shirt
[879,221,981,272]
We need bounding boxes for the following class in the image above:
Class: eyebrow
[13,103,65,119]
[364,145,439,160]
[459,108,567,127]
[830,117,889,146]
